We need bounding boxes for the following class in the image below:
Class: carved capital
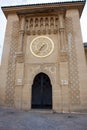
[59,28,64,32]
[60,51,68,62]
[15,52,24,63]
[58,9,65,17]
[19,30,25,35]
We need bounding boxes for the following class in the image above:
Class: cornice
[1,1,86,18]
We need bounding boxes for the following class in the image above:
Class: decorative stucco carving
[5,21,19,106]
[25,16,58,35]
[65,17,80,105]
[27,63,57,86]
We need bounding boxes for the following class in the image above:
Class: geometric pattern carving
[25,16,58,35]
[5,21,19,107]
[65,18,80,105]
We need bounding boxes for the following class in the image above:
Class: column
[15,16,25,109]
[59,12,65,51]
[18,16,25,53]
[59,11,69,112]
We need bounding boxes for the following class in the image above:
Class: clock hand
[39,44,45,51]
[36,44,45,54]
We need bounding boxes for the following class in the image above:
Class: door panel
[31,72,52,109]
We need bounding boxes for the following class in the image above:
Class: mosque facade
[0,0,87,112]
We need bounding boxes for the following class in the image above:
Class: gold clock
[30,36,54,57]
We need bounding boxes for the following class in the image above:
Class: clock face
[30,36,54,57]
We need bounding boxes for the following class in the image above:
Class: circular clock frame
[30,36,54,58]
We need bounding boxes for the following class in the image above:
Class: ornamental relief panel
[65,17,80,105]
[25,63,57,86]
[25,16,59,35]
[5,21,19,107]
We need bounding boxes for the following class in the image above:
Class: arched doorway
[31,72,52,109]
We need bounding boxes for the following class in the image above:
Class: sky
[0,0,87,62]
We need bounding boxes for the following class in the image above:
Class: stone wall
[0,14,19,106]
[0,4,87,112]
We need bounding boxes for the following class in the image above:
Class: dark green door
[31,72,52,109]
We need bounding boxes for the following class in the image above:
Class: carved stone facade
[0,1,87,112]
[25,16,58,35]
[65,18,80,105]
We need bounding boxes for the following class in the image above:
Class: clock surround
[30,36,54,58]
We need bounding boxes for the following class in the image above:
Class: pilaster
[66,9,87,112]
[14,16,25,109]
